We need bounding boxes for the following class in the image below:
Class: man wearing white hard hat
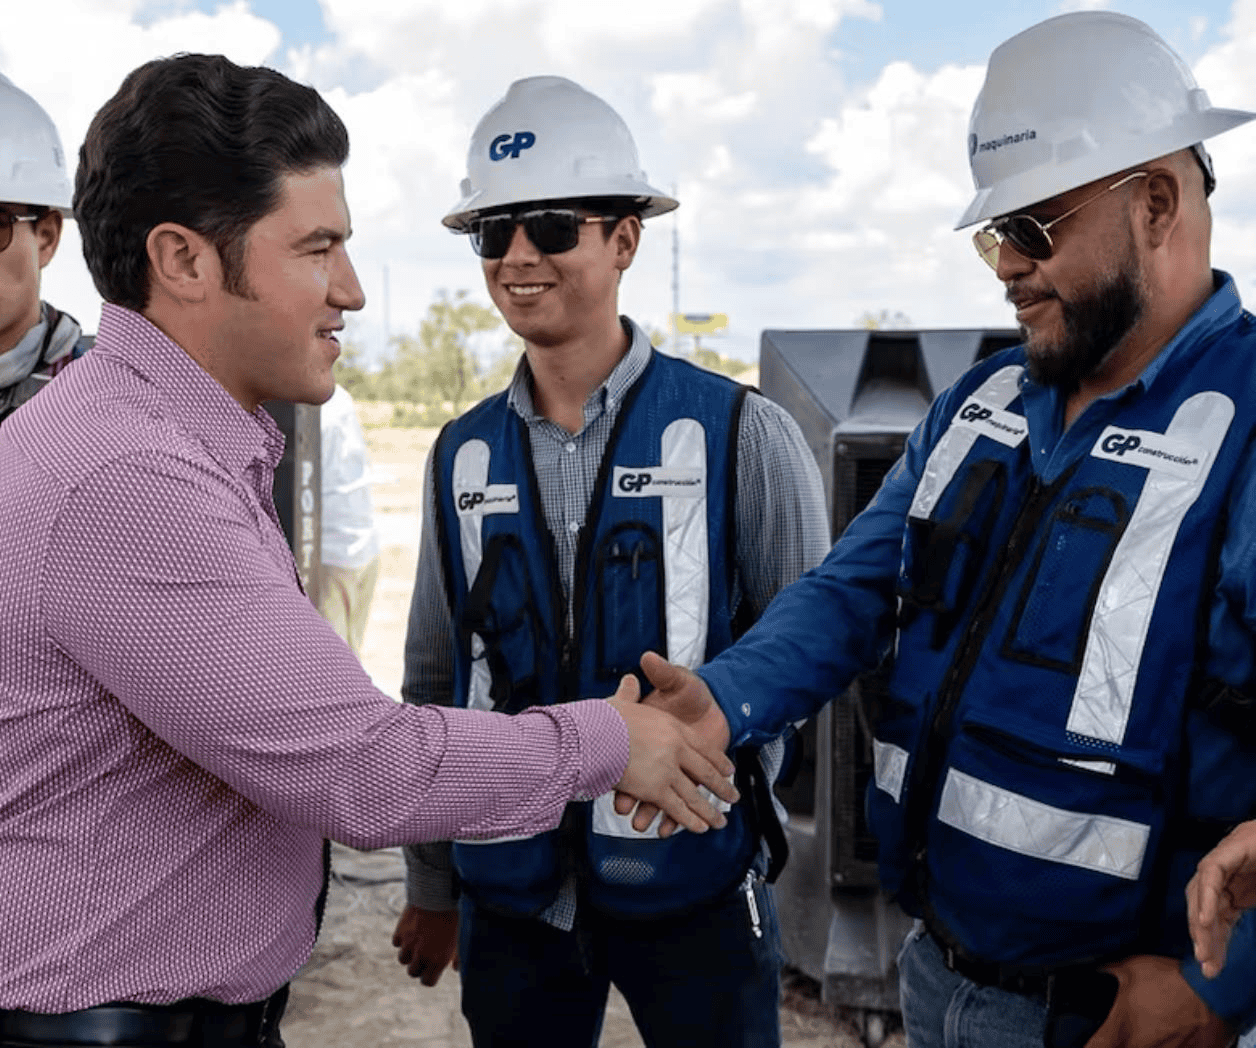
[393,75,829,1047]
[0,74,89,424]
[627,11,1256,1048]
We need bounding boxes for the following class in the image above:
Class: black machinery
[760,327,1021,1046]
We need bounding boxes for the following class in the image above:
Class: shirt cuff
[402,842,458,911]
[1181,909,1256,1034]
[556,698,630,801]
[698,665,754,748]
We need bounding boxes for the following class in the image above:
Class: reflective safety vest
[871,318,1256,969]
[432,351,761,917]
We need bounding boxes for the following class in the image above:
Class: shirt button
[741,703,751,716]
[565,442,576,454]
[568,520,580,534]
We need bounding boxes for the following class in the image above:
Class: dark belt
[0,984,287,1047]
[928,926,1069,999]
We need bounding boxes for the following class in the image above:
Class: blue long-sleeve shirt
[698,272,1256,1031]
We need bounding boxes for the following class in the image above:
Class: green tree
[374,290,503,421]
[689,344,751,378]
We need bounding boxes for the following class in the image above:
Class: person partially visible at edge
[0,54,739,1048]
[1189,823,1256,982]
[0,73,91,425]
[318,383,382,656]
[628,12,1256,1048]
[390,76,829,1048]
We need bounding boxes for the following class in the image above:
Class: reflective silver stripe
[873,738,909,802]
[937,769,1149,880]
[594,418,712,841]
[909,366,1024,521]
[453,440,494,713]
[590,785,731,840]
[662,418,710,671]
[1067,391,1234,744]
[453,439,527,841]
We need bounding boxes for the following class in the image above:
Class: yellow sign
[672,312,728,335]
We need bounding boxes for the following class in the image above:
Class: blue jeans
[898,922,1049,1048]
[457,875,783,1048]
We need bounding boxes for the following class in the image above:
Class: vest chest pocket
[1001,487,1128,674]
[461,533,544,713]
[594,523,664,680]
[900,459,1007,649]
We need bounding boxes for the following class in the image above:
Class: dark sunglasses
[972,171,1148,270]
[467,209,618,259]
[0,212,38,253]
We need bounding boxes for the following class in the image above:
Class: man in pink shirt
[0,54,737,1048]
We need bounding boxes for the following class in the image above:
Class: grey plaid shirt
[401,317,829,927]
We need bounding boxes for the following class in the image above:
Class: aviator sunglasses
[467,208,618,259]
[0,212,38,253]
[972,171,1148,270]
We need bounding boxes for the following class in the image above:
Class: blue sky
[8,0,1256,364]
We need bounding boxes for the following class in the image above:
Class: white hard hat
[957,11,1256,229]
[0,73,73,216]
[444,75,677,231]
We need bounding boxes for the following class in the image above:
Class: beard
[1019,243,1146,393]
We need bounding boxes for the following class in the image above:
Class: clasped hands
[393,652,730,986]
[607,650,733,838]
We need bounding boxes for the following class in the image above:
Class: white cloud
[0,0,283,334]
[10,0,1256,363]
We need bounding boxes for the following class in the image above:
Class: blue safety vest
[432,351,761,917]
[870,315,1256,969]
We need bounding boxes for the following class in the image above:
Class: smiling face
[479,202,637,350]
[211,165,364,411]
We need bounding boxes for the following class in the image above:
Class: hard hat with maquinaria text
[957,11,1255,229]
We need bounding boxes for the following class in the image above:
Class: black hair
[74,53,350,311]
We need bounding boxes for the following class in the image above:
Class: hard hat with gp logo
[0,73,73,216]
[957,10,1256,229]
[443,75,677,231]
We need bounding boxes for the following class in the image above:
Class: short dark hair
[75,54,350,311]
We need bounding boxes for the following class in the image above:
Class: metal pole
[671,185,680,357]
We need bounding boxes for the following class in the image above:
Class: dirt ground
[283,409,899,1048]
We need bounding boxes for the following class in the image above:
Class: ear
[1142,167,1182,250]
[612,214,642,272]
[145,222,218,304]
[34,211,63,269]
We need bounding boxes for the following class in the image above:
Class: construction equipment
[761,327,1020,1047]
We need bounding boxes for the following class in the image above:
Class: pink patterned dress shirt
[0,304,628,1012]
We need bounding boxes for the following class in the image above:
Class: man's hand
[606,670,738,836]
[1187,820,1256,979]
[613,651,733,835]
[392,904,459,986]
[1081,955,1231,1048]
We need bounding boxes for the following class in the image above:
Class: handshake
[604,651,734,837]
